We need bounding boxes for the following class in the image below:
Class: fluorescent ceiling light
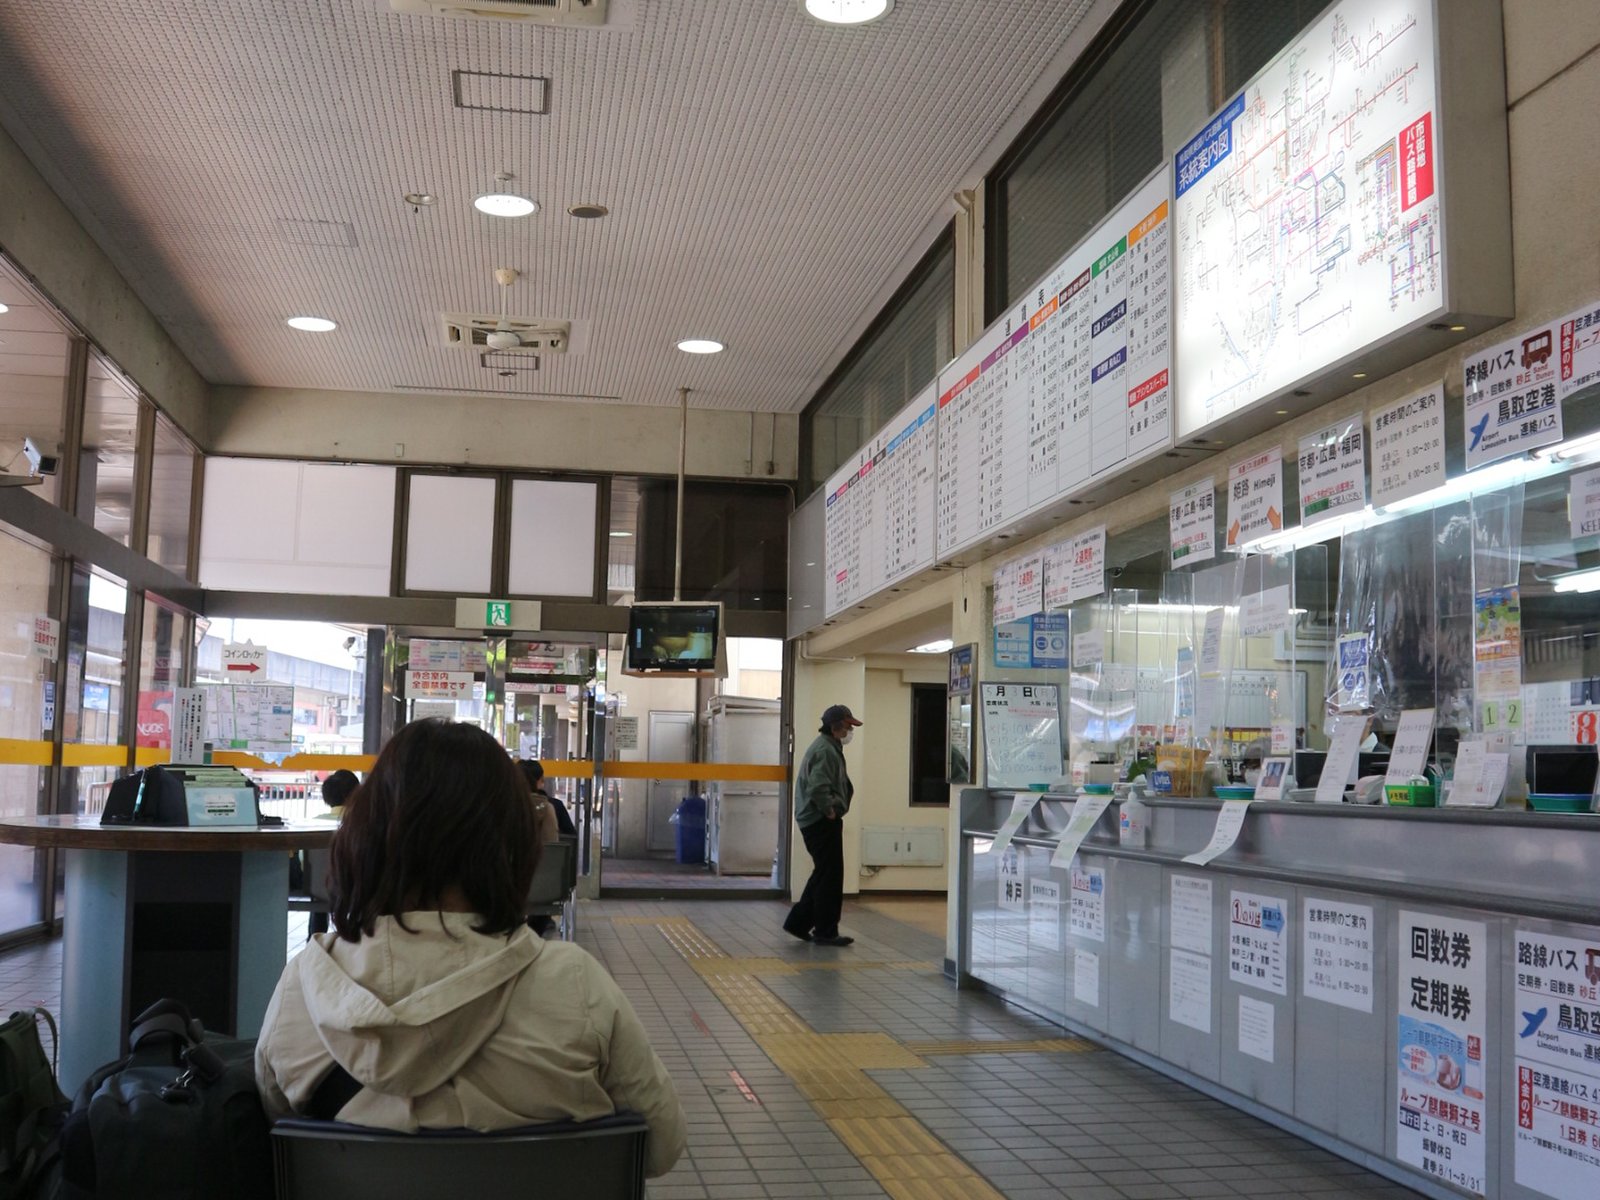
[803,0,893,25]
[1540,431,1600,463]
[608,530,633,538]
[1553,567,1600,594]
[286,316,337,332]
[676,338,724,354]
[474,193,538,218]
[909,639,953,654]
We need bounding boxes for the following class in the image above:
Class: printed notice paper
[983,793,1041,856]
[1066,526,1107,604]
[1170,480,1217,568]
[1071,629,1105,669]
[1042,541,1076,611]
[1073,949,1100,1007]
[1226,449,1283,549]
[1238,995,1276,1063]
[1371,384,1446,508]
[1386,708,1436,785]
[1316,714,1366,804]
[1050,793,1115,869]
[1013,553,1044,620]
[1170,874,1214,954]
[1571,466,1600,542]
[1028,879,1062,951]
[1303,898,1374,1013]
[1182,799,1251,866]
[1241,585,1292,637]
[1297,414,1367,526]
[1464,322,1564,469]
[1228,890,1288,995]
[1069,867,1106,942]
[1169,949,1212,1033]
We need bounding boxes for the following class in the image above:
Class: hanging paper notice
[1511,928,1600,1198]
[1397,912,1488,1195]
[1333,632,1371,712]
[981,683,1063,790]
[1558,297,1600,398]
[983,793,1041,856]
[992,561,1019,626]
[1386,709,1436,785]
[1013,553,1044,620]
[1270,719,1294,755]
[1042,540,1075,611]
[1228,890,1288,995]
[1028,879,1062,951]
[1065,526,1107,604]
[1316,714,1366,804]
[1069,867,1106,941]
[1570,466,1600,542]
[1182,799,1251,866]
[1169,949,1212,1033]
[1297,414,1367,525]
[1371,384,1447,508]
[1464,323,1564,470]
[1073,949,1100,1007]
[1071,629,1105,670]
[1170,874,1213,953]
[1302,898,1375,1012]
[1226,450,1283,549]
[1199,609,1226,673]
[1238,995,1276,1063]
[1169,480,1217,568]
[1473,587,1524,733]
[1049,793,1114,869]
[1241,585,1292,637]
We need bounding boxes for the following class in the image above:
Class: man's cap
[822,704,863,729]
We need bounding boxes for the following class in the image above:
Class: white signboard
[221,641,268,684]
[1069,867,1106,942]
[1073,948,1100,1008]
[980,683,1063,790]
[1238,995,1276,1064]
[1169,480,1216,568]
[1513,927,1600,1198]
[1397,911,1488,1196]
[1028,878,1063,950]
[1175,0,1443,436]
[30,616,59,662]
[998,846,1025,911]
[937,170,1172,559]
[1183,799,1252,867]
[1226,450,1283,550]
[172,688,206,763]
[1464,321,1564,470]
[406,670,475,699]
[1303,898,1375,1013]
[1558,298,1600,399]
[1570,466,1600,542]
[1296,414,1367,526]
[1063,526,1106,604]
[824,385,938,618]
[1170,949,1212,1034]
[1372,384,1447,509]
[1228,890,1288,995]
[1170,874,1213,954]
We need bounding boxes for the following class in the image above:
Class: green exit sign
[486,601,511,628]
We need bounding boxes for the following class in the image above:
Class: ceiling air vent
[390,0,607,26]
[440,314,571,354]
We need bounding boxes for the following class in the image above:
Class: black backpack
[47,1000,272,1200]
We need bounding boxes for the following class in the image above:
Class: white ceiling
[0,0,1097,412]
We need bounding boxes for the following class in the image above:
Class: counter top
[0,814,337,851]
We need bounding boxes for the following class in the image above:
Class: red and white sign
[222,642,267,682]
[1399,112,1434,211]
[135,690,173,749]
[406,670,474,699]
[31,616,59,662]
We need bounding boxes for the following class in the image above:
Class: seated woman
[254,718,686,1178]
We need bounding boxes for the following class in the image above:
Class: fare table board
[823,384,938,618]
[936,169,1172,561]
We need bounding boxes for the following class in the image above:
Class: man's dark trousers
[788,818,844,938]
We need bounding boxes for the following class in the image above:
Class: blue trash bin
[672,795,706,865]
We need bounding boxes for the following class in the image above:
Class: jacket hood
[294,912,542,1096]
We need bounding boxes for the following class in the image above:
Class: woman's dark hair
[329,719,539,941]
[517,759,546,791]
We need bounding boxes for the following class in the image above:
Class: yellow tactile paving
[637,916,1008,1200]
[903,1037,1095,1056]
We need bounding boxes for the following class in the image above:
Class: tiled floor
[604,856,776,892]
[0,899,1422,1200]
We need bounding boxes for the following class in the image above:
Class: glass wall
[135,598,189,757]
[0,258,71,509]
[82,355,141,547]
[0,525,55,934]
[65,569,129,815]
[147,412,195,578]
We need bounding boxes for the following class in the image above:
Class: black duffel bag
[48,1000,272,1200]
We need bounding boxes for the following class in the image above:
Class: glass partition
[82,355,141,547]
[147,411,195,578]
[0,257,71,510]
[0,525,54,934]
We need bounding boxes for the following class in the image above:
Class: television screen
[626,603,721,673]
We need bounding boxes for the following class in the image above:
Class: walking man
[784,704,861,947]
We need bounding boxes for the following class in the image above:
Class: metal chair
[526,835,578,938]
[287,848,332,919]
[271,1112,648,1200]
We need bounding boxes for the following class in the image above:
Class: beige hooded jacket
[255,912,686,1178]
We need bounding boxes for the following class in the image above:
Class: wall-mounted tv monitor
[624,602,723,675]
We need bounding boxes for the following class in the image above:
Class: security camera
[343,635,359,651]
[23,438,58,476]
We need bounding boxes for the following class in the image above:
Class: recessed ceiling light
[803,0,893,25]
[404,192,435,207]
[1450,324,1467,332]
[677,338,724,354]
[609,530,633,538]
[286,316,337,332]
[1352,371,1368,379]
[567,203,609,219]
[1275,409,1288,415]
[0,302,9,314]
[474,193,538,218]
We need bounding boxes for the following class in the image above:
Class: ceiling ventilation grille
[390,0,607,26]
[440,313,571,353]
[481,350,540,373]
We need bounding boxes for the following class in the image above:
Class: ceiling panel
[0,0,1095,411]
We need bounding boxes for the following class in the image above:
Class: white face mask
[841,729,855,745]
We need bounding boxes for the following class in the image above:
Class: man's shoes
[812,934,854,947]
[782,921,813,942]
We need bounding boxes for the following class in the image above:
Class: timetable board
[1174,0,1444,437]
[823,383,938,618]
[937,169,1172,560]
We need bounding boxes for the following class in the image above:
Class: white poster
[1238,995,1276,1064]
[1170,949,1213,1034]
[1229,890,1288,996]
[1464,322,1564,470]
[1297,414,1367,526]
[1558,298,1600,399]
[981,683,1064,790]
[1170,874,1213,954]
[1013,553,1044,621]
[998,846,1026,911]
[1069,867,1106,942]
[1371,384,1447,508]
[1397,911,1488,1196]
[1570,466,1600,542]
[1303,898,1375,1013]
[1182,799,1252,867]
[1170,480,1217,568]
[1028,878,1063,951]
[1073,948,1101,1008]
[1512,928,1600,1198]
[1065,526,1107,604]
[172,688,205,764]
[1226,450,1283,550]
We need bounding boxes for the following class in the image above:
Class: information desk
[0,816,336,1089]
[958,791,1600,1200]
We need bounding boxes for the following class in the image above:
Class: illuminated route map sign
[1174,0,1445,438]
